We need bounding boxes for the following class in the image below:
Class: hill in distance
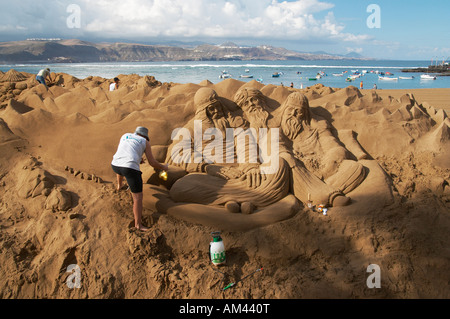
[0,39,373,63]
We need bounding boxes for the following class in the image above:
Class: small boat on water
[272,72,283,78]
[399,76,415,80]
[333,73,344,77]
[239,74,254,78]
[219,71,232,79]
[347,75,360,81]
[379,76,398,81]
[420,74,436,80]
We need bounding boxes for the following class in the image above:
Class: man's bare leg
[116,174,124,191]
[131,192,149,231]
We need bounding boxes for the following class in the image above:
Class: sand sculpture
[141,86,389,231]
[1,70,447,233]
[166,87,291,213]
[1,69,449,299]
[277,91,367,206]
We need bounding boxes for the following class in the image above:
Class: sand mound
[7,99,34,114]
[199,79,214,87]
[53,73,81,89]
[0,72,449,299]
[0,118,22,143]
[0,69,28,82]
[213,78,246,99]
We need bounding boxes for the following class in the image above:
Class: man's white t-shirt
[109,83,116,91]
[111,133,147,171]
[37,69,49,77]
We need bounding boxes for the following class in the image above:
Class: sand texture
[0,70,449,299]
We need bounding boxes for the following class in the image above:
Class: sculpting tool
[222,268,263,291]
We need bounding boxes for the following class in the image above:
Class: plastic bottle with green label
[210,231,226,266]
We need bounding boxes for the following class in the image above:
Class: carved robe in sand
[280,117,367,206]
[166,122,290,208]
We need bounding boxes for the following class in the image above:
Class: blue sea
[1,60,449,90]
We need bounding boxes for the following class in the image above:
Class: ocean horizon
[2,59,449,90]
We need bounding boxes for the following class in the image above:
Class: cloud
[0,1,68,36]
[0,0,371,45]
[346,47,363,54]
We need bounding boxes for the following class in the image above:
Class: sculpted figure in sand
[163,87,368,215]
[233,87,271,131]
[278,92,367,207]
[166,87,290,214]
[232,88,364,207]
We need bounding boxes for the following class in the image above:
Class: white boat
[399,76,415,80]
[420,74,436,80]
[219,71,232,79]
[239,74,254,78]
[333,73,344,77]
[379,76,398,81]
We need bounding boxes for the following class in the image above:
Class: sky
[1,0,449,60]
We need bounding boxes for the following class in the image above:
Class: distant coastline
[0,39,374,64]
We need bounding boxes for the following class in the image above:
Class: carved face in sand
[234,87,270,129]
[281,92,311,141]
[194,88,229,134]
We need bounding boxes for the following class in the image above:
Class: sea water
[1,60,449,90]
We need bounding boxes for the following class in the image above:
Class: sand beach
[0,70,449,299]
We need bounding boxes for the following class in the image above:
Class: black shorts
[111,164,143,193]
